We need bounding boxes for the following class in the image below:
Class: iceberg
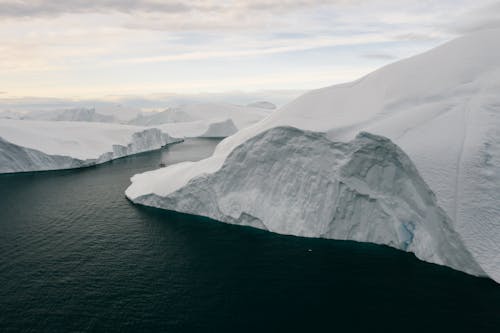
[5,104,142,123]
[128,102,271,129]
[0,119,180,173]
[246,101,277,110]
[20,108,116,123]
[128,127,483,276]
[128,109,195,126]
[126,28,500,282]
[155,119,239,139]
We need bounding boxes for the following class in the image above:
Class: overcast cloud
[0,0,499,100]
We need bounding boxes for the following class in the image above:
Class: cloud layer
[0,0,190,17]
[0,0,499,98]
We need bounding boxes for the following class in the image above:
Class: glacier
[126,28,500,282]
[0,119,181,173]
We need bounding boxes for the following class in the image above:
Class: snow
[126,28,500,282]
[0,119,180,173]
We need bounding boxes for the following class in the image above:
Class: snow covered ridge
[126,28,500,282]
[127,127,484,276]
[0,119,181,173]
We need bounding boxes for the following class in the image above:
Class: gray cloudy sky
[0,0,499,99]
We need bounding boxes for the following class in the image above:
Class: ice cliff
[126,28,500,282]
[128,127,484,276]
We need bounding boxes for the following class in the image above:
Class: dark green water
[0,138,499,332]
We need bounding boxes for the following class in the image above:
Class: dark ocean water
[0,138,499,332]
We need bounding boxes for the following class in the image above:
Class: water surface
[0,138,499,332]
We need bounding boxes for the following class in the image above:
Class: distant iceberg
[128,102,272,129]
[0,103,263,173]
[154,118,239,139]
[0,119,180,173]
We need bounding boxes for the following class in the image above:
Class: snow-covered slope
[0,119,180,173]
[126,28,500,281]
[128,103,271,129]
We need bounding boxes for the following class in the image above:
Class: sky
[1,0,500,101]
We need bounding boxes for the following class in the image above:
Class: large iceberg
[126,28,500,281]
[128,127,483,276]
[0,119,180,173]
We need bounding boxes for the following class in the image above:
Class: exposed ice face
[128,127,484,277]
[96,128,180,164]
[126,28,500,282]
